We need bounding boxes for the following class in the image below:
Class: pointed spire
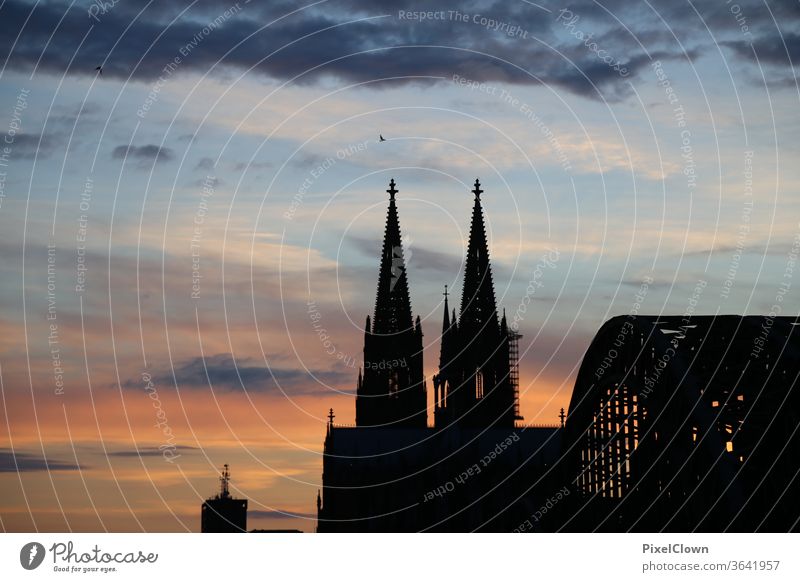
[442,285,451,333]
[460,178,498,331]
[355,178,427,429]
[373,179,413,335]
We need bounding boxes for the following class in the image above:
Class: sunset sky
[1,0,798,532]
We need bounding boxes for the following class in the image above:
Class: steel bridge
[560,315,800,532]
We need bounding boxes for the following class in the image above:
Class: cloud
[47,101,104,126]
[724,32,800,67]
[125,353,352,395]
[195,157,216,171]
[348,235,461,273]
[677,240,800,259]
[111,144,174,166]
[0,449,84,472]
[233,160,273,171]
[188,176,222,188]
[107,446,199,457]
[8,133,61,159]
[0,0,705,102]
[290,152,329,169]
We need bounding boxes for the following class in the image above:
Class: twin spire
[372,177,493,337]
[356,177,501,429]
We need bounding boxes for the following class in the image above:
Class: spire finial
[328,408,335,425]
[387,178,398,200]
[443,284,449,298]
[472,178,483,199]
[559,407,566,428]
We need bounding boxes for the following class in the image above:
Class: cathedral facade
[317,178,561,532]
[353,177,520,431]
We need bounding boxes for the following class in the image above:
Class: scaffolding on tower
[508,331,524,422]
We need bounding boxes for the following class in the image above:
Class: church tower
[355,179,427,428]
[434,179,517,428]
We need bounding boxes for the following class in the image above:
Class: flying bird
[95,66,103,75]
[379,134,386,142]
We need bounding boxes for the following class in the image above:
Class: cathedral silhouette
[317,178,563,532]
[316,178,800,533]
[355,178,518,431]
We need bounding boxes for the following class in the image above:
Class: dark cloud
[724,32,800,67]
[619,276,672,290]
[8,133,62,159]
[290,152,329,169]
[195,157,215,170]
[233,160,273,171]
[125,353,351,394]
[0,449,84,472]
[188,175,222,188]
[111,144,174,165]
[349,235,461,273]
[107,445,199,457]
[0,0,716,102]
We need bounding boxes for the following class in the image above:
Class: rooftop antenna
[219,464,231,498]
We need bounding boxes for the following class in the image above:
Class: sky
[0,0,798,532]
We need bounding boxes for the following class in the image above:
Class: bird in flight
[95,66,103,75]
[379,134,386,142]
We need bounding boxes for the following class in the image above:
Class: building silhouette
[317,178,800,532]
[200,464,248,533]
[200,465,305,533]
[318,179,561,532]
